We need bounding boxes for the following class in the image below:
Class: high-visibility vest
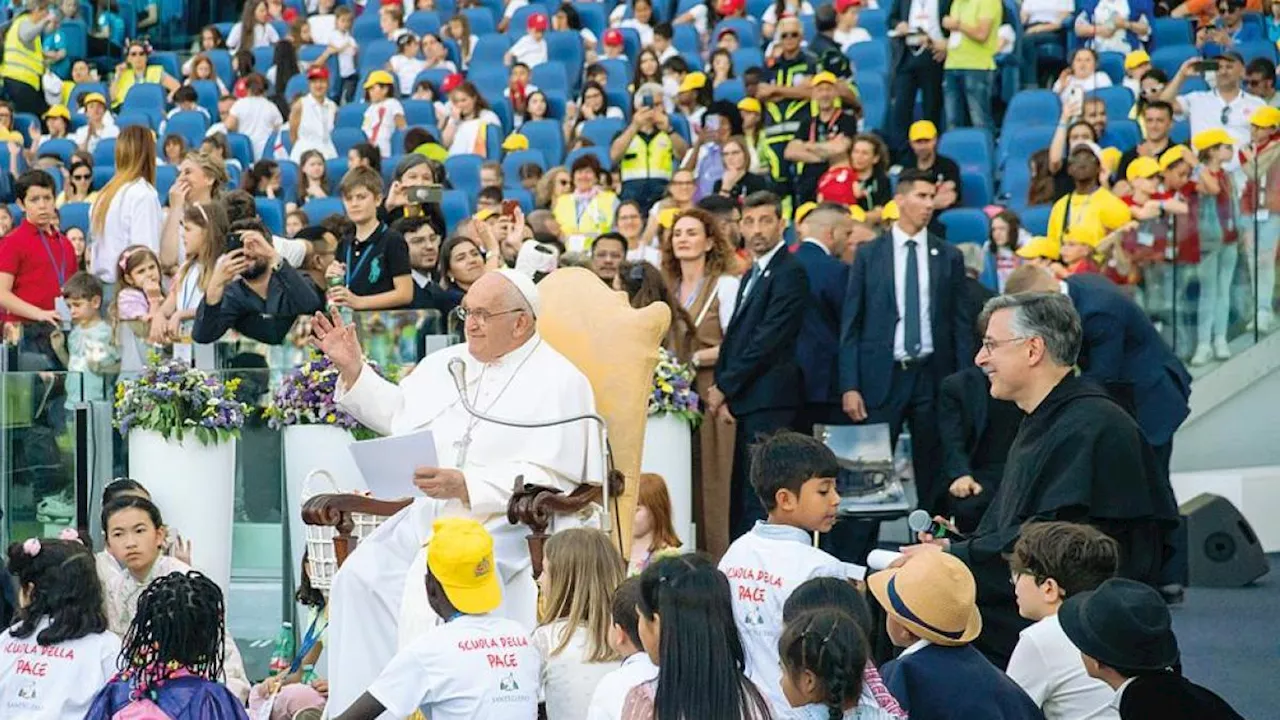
[2,15,44,90]
[553,190,618,249]
[112,65,164,107]
[619,131,674,183]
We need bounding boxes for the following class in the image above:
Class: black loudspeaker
[1180,494,1269,588]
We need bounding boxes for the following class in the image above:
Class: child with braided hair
[86,570,248,719]
[0,532,121,720]
[778,608,894,720]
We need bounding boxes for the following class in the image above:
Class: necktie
[904,239,921,357]
[736,263,759,316]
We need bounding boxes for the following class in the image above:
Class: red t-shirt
[0,220,77,323]
[817,166,860,206]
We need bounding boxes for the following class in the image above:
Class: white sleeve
[715,275,741,334]
[368,645,434,718]
[127,186,164,255]
[99,633,122,680]
[227,22,243,51]
[334,361,415,435]
[1005,634,1051,706]
[274,235,308,267]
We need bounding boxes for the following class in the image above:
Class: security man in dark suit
[793,203,854,432]
[708,191,810,539]
[838,168,974,518]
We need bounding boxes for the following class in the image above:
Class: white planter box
[127,429,237,594]
[640,412,695,548]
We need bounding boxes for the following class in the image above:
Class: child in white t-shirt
[1006,521,1122,720]
[584,577,658,720]
[1053,47,1114,105]
[389,33,428,97]
[718,431,853,720]
[506,12,549,67]
[0,533,121,720]
[361,71,407,158]
[533,528,624,720]
[322,6,359,103]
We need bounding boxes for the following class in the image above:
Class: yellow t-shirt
[943,0,1004,72]
[1047,188,1132,244]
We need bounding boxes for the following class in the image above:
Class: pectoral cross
[454,428,473,467]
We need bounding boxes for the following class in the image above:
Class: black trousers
[729,406,798,540]
[866,360,944,515]
[3,78,46,119]
[888,50,944,164]
[1153,441,1189,586]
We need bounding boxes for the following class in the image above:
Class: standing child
[0,534,121,719]
[326,167,414,311]
[717,431,850,720]
[1189,128,1242,366]
[150,201,230,344]
[628,473,683,575]
[85,571,249,719]
[585,578,659,720]
[622,554,770,719]
[324,6,359,104]
[777,608,894,720]
[51,272,121,406]
[1005,522,1121,720]
[534,528,625,720]
[361,71,407,159]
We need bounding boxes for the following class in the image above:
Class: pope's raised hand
[310,308,363,383]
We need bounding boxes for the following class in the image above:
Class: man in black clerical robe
[905,292,1179,669]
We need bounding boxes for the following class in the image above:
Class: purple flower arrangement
[114,355,249,445]
[650,348,702,428]
[264,353,400,440]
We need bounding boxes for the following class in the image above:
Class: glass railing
[1,310,455,679]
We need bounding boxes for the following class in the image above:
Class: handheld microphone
[908,509,966,541]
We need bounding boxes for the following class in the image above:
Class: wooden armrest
[301,493,413,568]
[506,470,625,579]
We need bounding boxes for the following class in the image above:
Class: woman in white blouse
[89,126,163,287]
[227,0,281,51]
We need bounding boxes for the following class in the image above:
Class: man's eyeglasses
[979,336,1029,354]
[454,306,524,325]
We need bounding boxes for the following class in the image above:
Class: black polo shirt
[335,223,412,298]
[791,104,859,203]
[916,154,963,209]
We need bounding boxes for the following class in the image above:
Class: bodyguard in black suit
[708,191,810,539]
[793,203,854,432]
[838,169,974,515]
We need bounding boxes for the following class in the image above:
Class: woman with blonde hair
[662,207,741,557]
[159,150,229,270]
[149,201,229,344]
[89,125,162,288]
[534,528,625,720]
[536,166,571,210]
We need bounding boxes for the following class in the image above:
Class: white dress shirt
[1082,677,1136,719]
[1007,614,1119,720]
[890,223,934,361]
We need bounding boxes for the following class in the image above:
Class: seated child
[869,552,1044,720]
[1059,577,1244,720]
[628,472,683,575]
[584,577,659,720]
[778,607,895,719]
[248,558,328,720]
[331,518,541,719]
[718,431,852,719]
[85,571,249,720]
[93,478,190,582]
[1005,522,1121,720]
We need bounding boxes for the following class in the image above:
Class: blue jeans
[943,69,996,131]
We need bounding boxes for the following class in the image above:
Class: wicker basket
[302,469,390,593]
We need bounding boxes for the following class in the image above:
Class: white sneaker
[1214,339,1232,360]
[1260,313,1275,334]
[36,492,74,521]
[1190,345,1214,366]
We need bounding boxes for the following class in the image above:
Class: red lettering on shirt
[737,585,767,603]
[15,658,47,677]
[39,645,74,660]
[486,653,519,668]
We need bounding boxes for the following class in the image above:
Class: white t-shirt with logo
[369,614,541,719]
[585,652,658,720]
[718,523,849,720]
[0,620,121,720]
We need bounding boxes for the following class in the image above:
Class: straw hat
[868,552,982,647]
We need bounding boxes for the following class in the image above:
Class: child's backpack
[111,698,175,720]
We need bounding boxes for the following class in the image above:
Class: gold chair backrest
[536,267,671,557]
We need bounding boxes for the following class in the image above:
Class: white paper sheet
[347,429,438,500]
[867,549,905,571]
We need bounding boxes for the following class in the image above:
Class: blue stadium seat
[860,8,888,36]
[60,201,90,234]
[1089,86,1134,125]
[256,198,286,236]
[507,4,550,40]
[546,31,585,94]
[225,162,241,188]
[164,110,209,149]
[191,80,220,120]
[68,82,108,112]
[415,68,454,94]
[402,99,437,127]
[253,46,275,75]
[92,139,116,167]
[858,74,887,131]
[469,66,511,98]
[1171,118,1190,145]
[1151,17,1194,49]
[277,160,298,204]
[352,13,384,44]
[462,7,497,35]
[205,49,234,90]
[572,2,606,39]
[747,0,771,18]
[117,110,155,132]
[1101,120,1141,153]
[1020,205,1053,236]
[519,119,564,166]
[39,138,76,165]
[938,127,994,175]
[381,159,397,188]
[999,160,1031,209]
[359,40,398,77]
[91,165,114,190]
[444,154,484,197]
[62,19,87,61]
[1237,40,1278,65]
[668,113,691,144]
[615,28,642,60]
[937,208,989,244]
[1098,52,1125,85]
[959,168,992,208]
[285,74,310,103]
[502,148,546,177]
[332,127,368,156]
[486,96,514,135]
[303,197,345,224]
[406,10,441,37]
[1150,45,1198,78]
[846,39,890,77]
[713,78,746,103]
[801,14,816,41]
[226,132,254,167]
[324,157,349,183]
[599,58,631,91]
[155,165,178,206]
[731,48,766,74]
[150,52,181,81]
[440,189,472,230]
[336,102,369,130]
[122,84,166,127]
[673,24,700,58]
[579,117,624,151]
[471,34,511,68]
[504,186,534,213]
[998,124,1056,171]
[531,62,569,97]
[564,146,611,171]
[1001,90,1060,133]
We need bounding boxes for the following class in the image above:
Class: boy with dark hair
[1006,522,1121,720]
[652,22,676,62]
[717,431,852,720]
[328,167,413,311]
[584,577,659,720]
[51,271,119,405]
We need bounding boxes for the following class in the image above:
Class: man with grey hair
[902,291,1179,667]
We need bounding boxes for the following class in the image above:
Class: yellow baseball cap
[1062,228,1100,248]
[80,92,107,108]
[1251,105,1280,129]
[737,97,761,114]
[1192,127,1234,152]
[849,205,866,223]
[678,72,707,93]
[810,71,838,86]
[794,201,818,226]
[1159,145,1190,170]
[909,120,938,142]
[1016,236,1062,260]
[1100,147,1122,174]
[0,129,22,144]
[501,133,529,151]
[474,208,498,221]
[363,70,395,89]
[659,206,680,228]
[43,104,70,120]
[426,518,502,614]
[1126,156,1161,181]
[881,200,899,221]
[1124,49,1151,71]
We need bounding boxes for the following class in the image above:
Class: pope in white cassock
[309,269,604,717]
